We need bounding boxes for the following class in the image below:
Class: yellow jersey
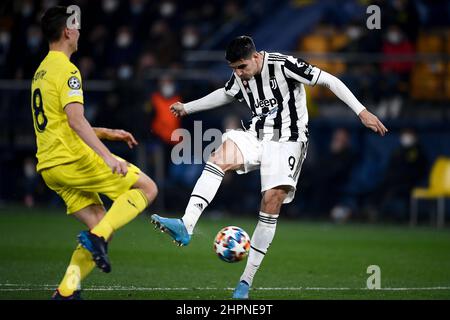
[31,50,94,172]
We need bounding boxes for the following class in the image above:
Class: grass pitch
[0,206,449,300]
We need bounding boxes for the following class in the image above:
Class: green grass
[0,206,450,300]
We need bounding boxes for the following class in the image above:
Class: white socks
[182,162,225,234]
[240,212,278,286]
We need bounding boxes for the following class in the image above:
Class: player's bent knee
[133,173,158,204]
[208,153,230,172]
[143,178,158,204]
[208,152,241,172]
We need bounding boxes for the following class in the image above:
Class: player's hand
[169,102,187,117]
[104,155,128,176]
[108,129,138,149]
[358,109,388,136]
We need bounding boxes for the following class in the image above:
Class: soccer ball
[213,226,251,263]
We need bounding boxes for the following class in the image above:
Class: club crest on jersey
[68,76,81,90]
[270,77,278,90]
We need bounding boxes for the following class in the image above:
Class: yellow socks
[91,189,148,240]
[58,189,148,297]
[57,245,95,297]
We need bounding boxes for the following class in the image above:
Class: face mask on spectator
[346,26,362,40]
[118,65,133,80]
[387,30,402,44]
[400,133,416,147]
[161,83,175,98]
[117,33,131,48]
[182,32,199,49]
[160,1,175,17]
[103,0,119,13]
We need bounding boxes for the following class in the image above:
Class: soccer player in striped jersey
[151,35,387,299]
[33,7,158,299]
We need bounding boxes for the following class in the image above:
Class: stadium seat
[410,62,445,100]
[410,157,450,228]
[416,32,443,54]
[300,34,329,53]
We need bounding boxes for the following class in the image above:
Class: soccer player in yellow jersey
[32,6,158,300]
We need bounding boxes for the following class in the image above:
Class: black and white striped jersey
[224,51,321,142]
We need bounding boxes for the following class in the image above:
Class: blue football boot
[232,280,250,299]
[150,214,191,246]
[77,230,111,273]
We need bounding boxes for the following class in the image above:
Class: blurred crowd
[0,0,255,79]
[0,0,449,224]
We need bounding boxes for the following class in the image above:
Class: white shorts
[222,129,308,204]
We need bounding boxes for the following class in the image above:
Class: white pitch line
[1,284,450,292]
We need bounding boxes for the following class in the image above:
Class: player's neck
[255,51,264,75]
[49,42,73,60]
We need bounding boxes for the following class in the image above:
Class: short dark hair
[225,36,256,63]
[41,6,70,43]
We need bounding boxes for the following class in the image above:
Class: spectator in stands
[309,128,356,217]
[108,26,139,77]
[377,25,415,119]
[381,0,420,42]
[146,75,183,196]
[149,75,182,148]
[365,128,428,222]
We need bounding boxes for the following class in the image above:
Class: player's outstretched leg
[150,161,224,246]
[151,140,242,246]
[151,214,191,246]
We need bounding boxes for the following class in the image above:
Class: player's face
[229,54,258,81]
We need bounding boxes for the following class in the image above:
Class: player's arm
[170,89,234,117]
[284,56,387,136]
[170,73,240,117]
[315,71,388,136]
[93,127,138,149]
[65,103,128,175]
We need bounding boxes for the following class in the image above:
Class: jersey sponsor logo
[68,76,81,90]
[254,98,278,109]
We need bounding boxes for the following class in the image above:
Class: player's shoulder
[49,53,80,75]
[62,60,81,77]
[267,52,293,64]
